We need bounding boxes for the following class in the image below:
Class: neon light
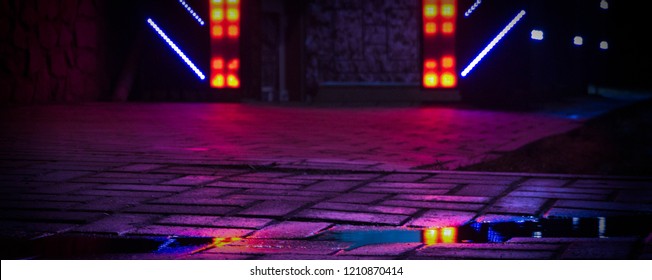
[531,30,544,40]
[212,9,224,21]
[441,72,456,87]
[464,0,482,17]
[146,18,205,80]
[461,10,526,77]
[212,74,225,87]
[442,56,454,69]
[178,0,205,26]
[212,25,224,37]
[441,4,455,17]
[425,59,437,69]
[212,58,224,69]
[227,74,240,87]
[227,8,239,21]
[425,22,437,35]
[442,22,454,34]
[600,0,608,10]
[424,4,437,18]
[573,36,583,46]
[600,41,608,50]
[424,73,439,87]
[227,59,239,70]
[227,25,239,37]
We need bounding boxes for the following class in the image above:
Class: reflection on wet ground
[2,216,651,259]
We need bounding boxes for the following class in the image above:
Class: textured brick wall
[305,0,420,87]
[0,0,105,103]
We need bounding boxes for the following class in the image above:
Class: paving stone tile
[377,174,429,182]
[544,207,633,218]
[0,200,83,210]
[73,189,171,198]
[181,253,253,260]
[162,175,223,186]
[126,204,236,215]
[289,174,379,181]
[518,185,613,194]
[381,200,484,211]
[560,241,635,259]
[519,178,569,187]
[356,187,449,195]
[338,243,422,256]
[507,237,638,244]
[305,180,361,192]
[509,191,607,200]
[294,209,409,226]
[393,195,491,203]
[205,239,349,255]
[366,182,456,189]
[239,201,308,217]
[553,200,652,213]
[112,164,166,172]
[0,221,78,236]
[157,215,272,229]
[415,244,558,259]
[407,210,476,227]
[256,254,388,260]
[4,193,99,202]
[328,193,387,204]
[208,181,302,190]
[176,187,237,197]
[454,184,510,196]
[73,214,159,234]
[312,202,419,215]
[249,221,332,239]
[72,177,168,184]
[0,209,104,223]
[130,225,252,237]
[33,171,92,182]
[225,194,322,202]
[93,184,189,193]
[73,197,149,212]
[151,196,254,207]
[487,197,548,215]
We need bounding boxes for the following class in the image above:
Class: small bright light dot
[573,36,583,46]
[531,29,544,40]
[600,41,609,50]
[600,0,609,10]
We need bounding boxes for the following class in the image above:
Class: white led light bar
[179,0,205,26]
[461,10,526,77]
[147,18,206,80]
[464,0,482,17]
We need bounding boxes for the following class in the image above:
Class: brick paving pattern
[0,103,650,259]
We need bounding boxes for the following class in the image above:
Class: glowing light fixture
[464,0,482,17]
[422,228,438,245]
[146,18,205,80]
[600,41,609,50]
[441,227,457,243]
[178,0,205,26]
[422,0,457,88]
[531,30,544,40]
[600,0,608,10]
[573,36,583,46]
[210,0,240,88]
[461,10,526,77]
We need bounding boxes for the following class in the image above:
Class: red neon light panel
[210,0,240,89]
[422,0,457,88]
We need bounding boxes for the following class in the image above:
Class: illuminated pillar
[422,0,457,88]
[210,0,240,89]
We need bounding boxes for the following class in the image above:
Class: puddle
[319,216,652,249]
[2,217,650,259]
[1,236,215,260]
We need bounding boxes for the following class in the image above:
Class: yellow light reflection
[422,228,438,245]
[441,227,457,243]
[227,8,239,21]
[212,237,242,247]
[441,4,455,17]
[424,5,438,18]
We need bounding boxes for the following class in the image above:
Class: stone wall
[0,0,105,103]
[305,0,421,88]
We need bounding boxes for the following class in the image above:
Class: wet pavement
[1,99,651,259]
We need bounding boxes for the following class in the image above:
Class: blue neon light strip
[464,0,482,17]
[147,18,205,80]
[461,10,526,77]
[178,0,205,26]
